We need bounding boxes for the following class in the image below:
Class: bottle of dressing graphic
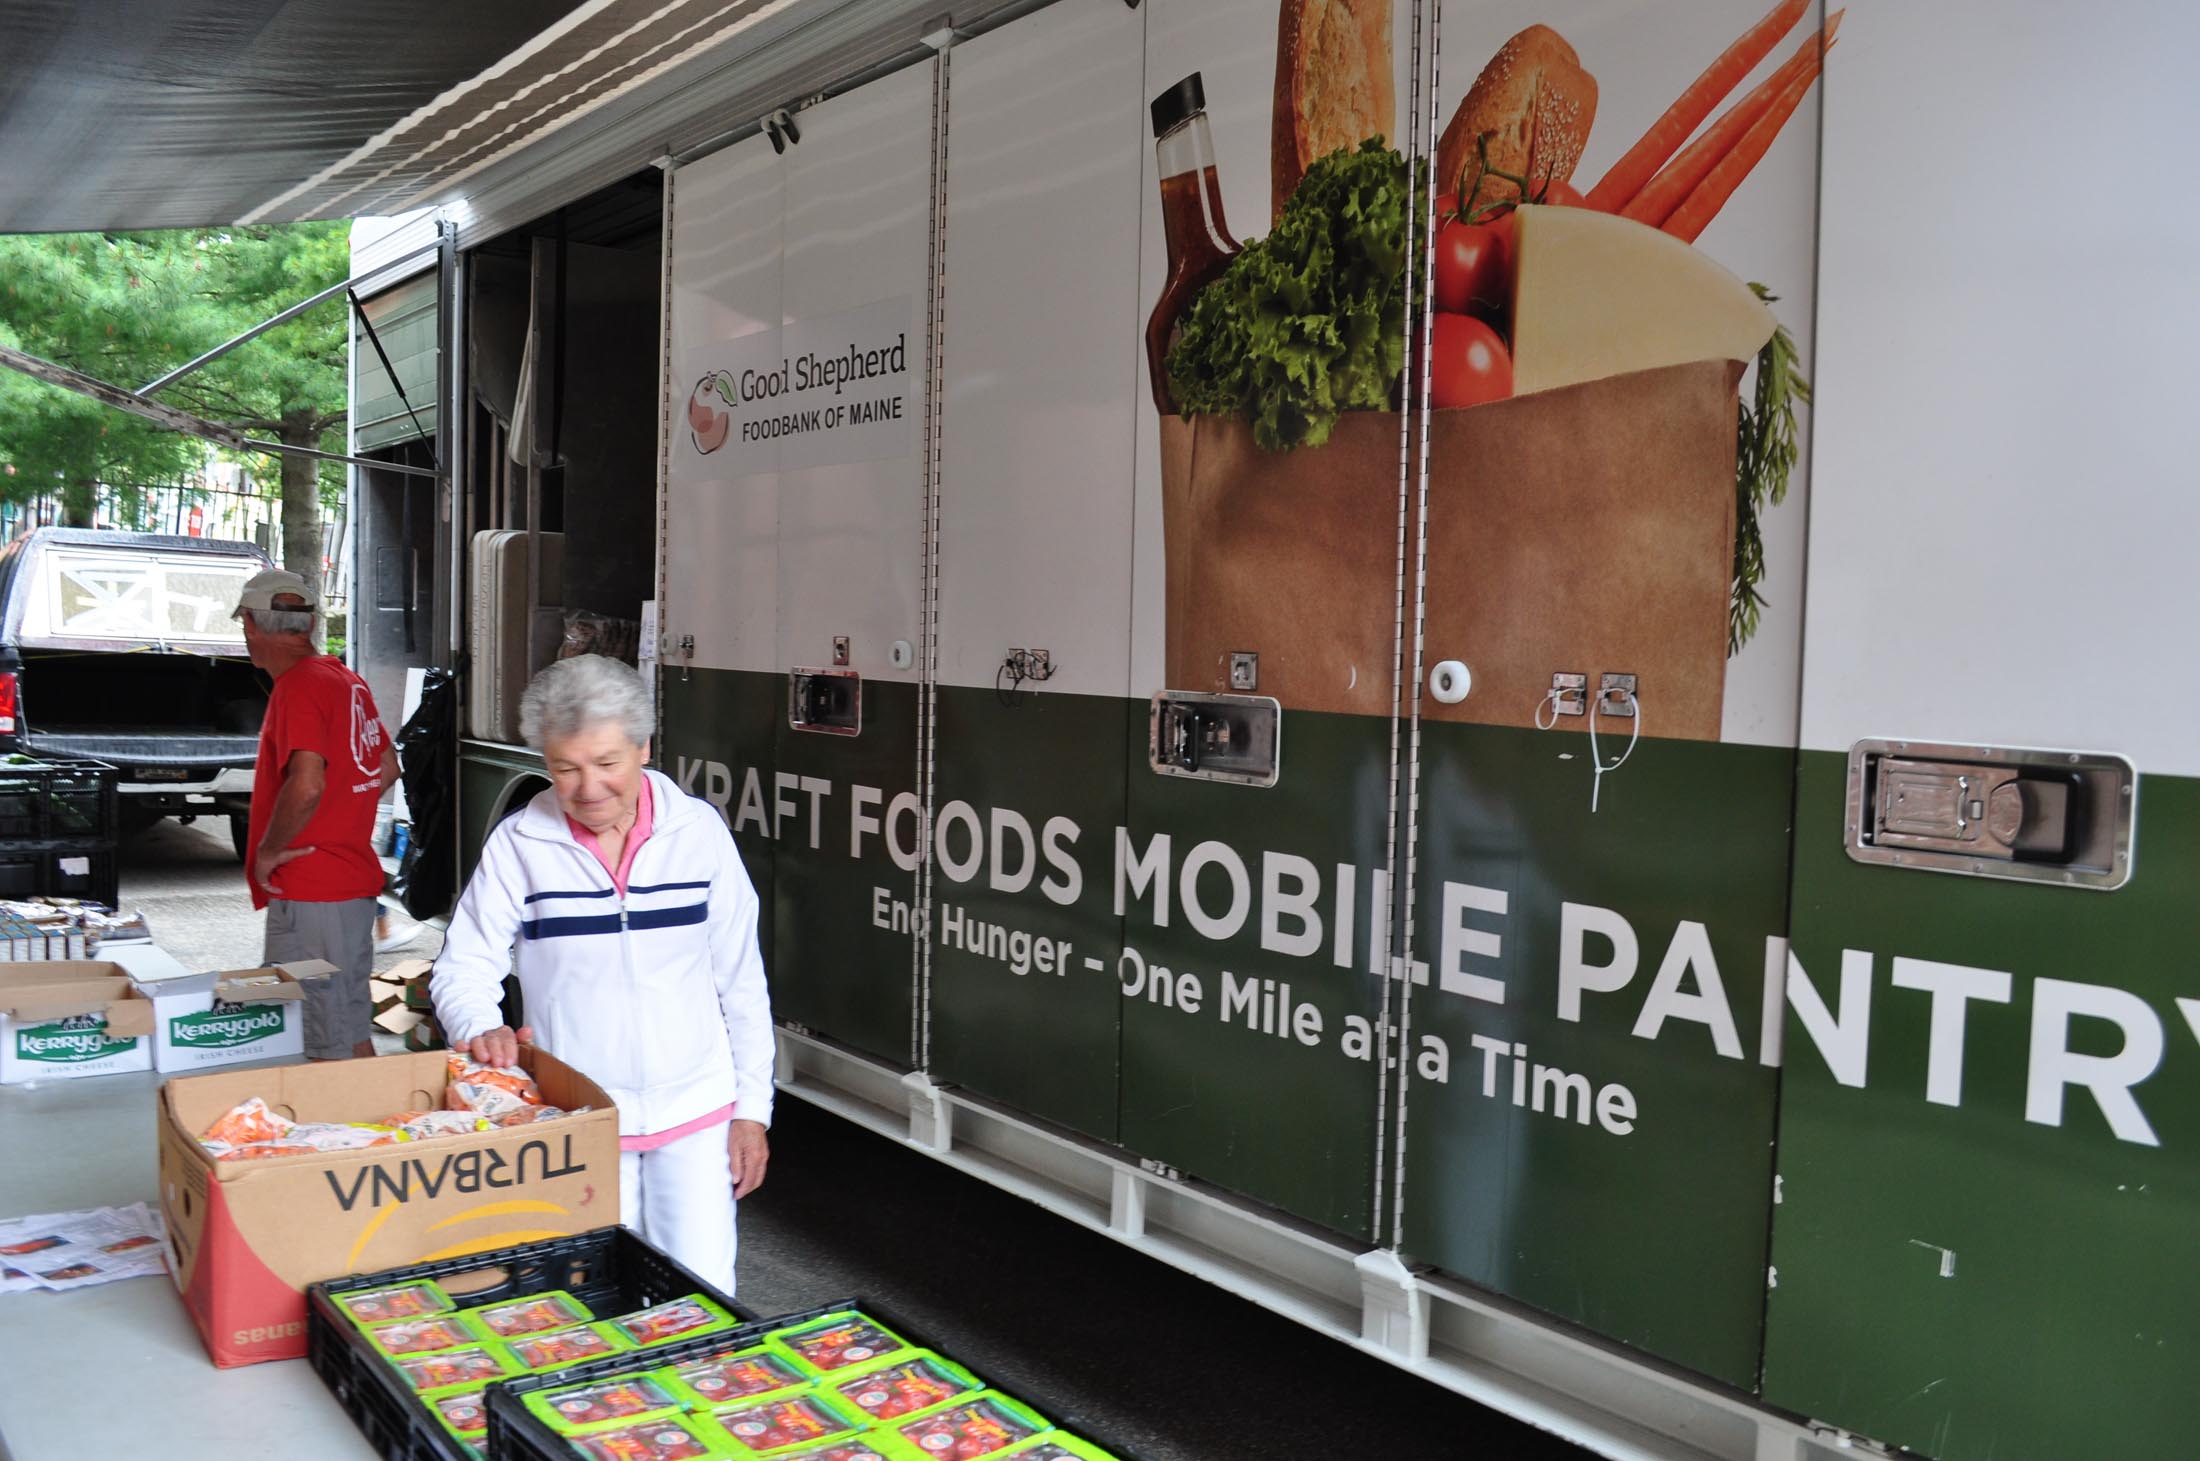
[1145,73,1240,415]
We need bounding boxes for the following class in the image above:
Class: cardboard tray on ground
[486,1295,1144,1461]
[1161,359,1743,740]
[308,1225,757,1461]
[160,1046,620,1367]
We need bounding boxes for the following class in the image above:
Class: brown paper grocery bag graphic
[1163,359,1741,740]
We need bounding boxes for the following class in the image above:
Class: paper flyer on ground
[0,1202,165,1293]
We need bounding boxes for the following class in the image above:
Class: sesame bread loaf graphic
[1436,25,1597,213]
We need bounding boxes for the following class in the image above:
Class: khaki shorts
[264,897,379,1059]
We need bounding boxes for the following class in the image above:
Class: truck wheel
[229,812,250,861]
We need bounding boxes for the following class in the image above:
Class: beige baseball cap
[232,567,317,618]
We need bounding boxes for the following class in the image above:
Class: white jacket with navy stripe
[430,769,774,1138]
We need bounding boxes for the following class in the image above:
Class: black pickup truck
[0,527,274,852]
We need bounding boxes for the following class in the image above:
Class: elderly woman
[430,655,771,1293]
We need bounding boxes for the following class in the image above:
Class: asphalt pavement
[117,819,1598,1461]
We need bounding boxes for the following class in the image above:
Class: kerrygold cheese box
[0,960,155,1083]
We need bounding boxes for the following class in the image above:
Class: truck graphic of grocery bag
[1153,8,1819,741]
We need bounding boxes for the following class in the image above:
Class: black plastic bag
[390,665,458,921]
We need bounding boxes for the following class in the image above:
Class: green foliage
[1165,140,1413,451]
[1730,283,1810,655]
[0,225,350,519]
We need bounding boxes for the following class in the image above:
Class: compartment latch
[1149,691,1281,787]
[788,668,861,736]
[1846,741,2134,889]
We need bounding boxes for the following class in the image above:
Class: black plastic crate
[39,757,118,840]
[308,1225,757,1461]
[0,755,118,841]
[0,852,37,898]
[0,838,120,907]
[486,1295,1147,1461]
[36,840,118,907]
[0,769,42,837]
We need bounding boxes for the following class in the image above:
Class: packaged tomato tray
[527,1373,686,1433]
[703,1391,866,1455]
[765,1312,911,1373]
[667,1344,813,1407]
[890,1394,1049,1460]
[394,1342,523,1391]
[475,1289,595,1338]
[368,1312,486,1358]
[994,1436,1122,1461]
[426,1387,491,1438]
[511,1321,634,1371]
[569,1415,722,1461]
[337,1280,454,1326]
[765,1442,894,1461]
[611,1294,742,1347]
[829,1352,980,1423]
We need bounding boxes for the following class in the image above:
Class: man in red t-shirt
[235,570,398,1060]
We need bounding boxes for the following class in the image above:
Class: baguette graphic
[1436,25,1597,212]
[1271,0,1394,222]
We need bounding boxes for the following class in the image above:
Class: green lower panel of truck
[656,669,2199,1455]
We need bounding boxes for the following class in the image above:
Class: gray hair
[246,607,317,637]
[519,654,653,751]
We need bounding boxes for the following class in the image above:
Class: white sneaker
[374,913,423,954]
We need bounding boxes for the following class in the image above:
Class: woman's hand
[462,1025,534,1068]
[728,1120,770,1199]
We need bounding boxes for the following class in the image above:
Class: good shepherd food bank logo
[681,297,912,476]
[171,1003,287,1049]
[19,1013,133,1063]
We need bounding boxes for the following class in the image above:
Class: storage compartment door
[1395,0,1822,1389]
[1762,3,2200,1455]
[929,0,1147,1141]
[764,67,935,1064]
[1114,0,1415,1242]
[660,132,785,967]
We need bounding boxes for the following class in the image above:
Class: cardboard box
[144,960,338,1072]
[0,960,156,1083]
[159,1047,619,1367]
[372,959,433,1038]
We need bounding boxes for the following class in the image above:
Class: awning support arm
[347,286,439,467]
[135,239,444,397]
[0,342,439,480]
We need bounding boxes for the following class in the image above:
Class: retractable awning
[0,0,1038,239]
[0,0,593,233]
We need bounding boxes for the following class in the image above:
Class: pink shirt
[569,778,737,1150]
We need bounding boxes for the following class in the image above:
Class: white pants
[619,1121,739,1297]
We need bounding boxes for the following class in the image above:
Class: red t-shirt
[247,656,390,909]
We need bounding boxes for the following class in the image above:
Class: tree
[0,234,206,523]
[0,225,349,599]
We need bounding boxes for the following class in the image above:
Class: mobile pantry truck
[335,1,2196,1458]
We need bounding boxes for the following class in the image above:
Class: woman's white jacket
[430,769,774,1138]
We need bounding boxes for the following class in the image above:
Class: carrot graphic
[1662,53,1822,242]
[1622,13,1842,227]
[1583,0,1809,212]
